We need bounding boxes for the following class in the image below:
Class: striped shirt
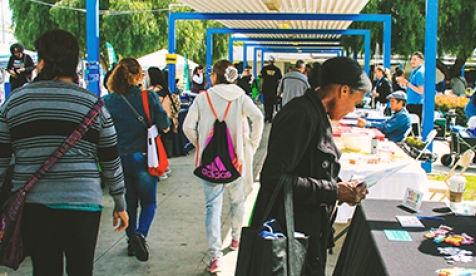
[0,80,125,211]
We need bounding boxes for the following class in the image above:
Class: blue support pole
[261,52,264,74]
[422,0,438,172]
[364,32,371,76]
[253,48,258,78]
[243,45,248,70]
[462,64,466,77]
[383,17,392,69]
[167,12,176,93]
[228,40,233,61]
[86,0,100,96]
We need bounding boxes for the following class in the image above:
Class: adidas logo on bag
[201,157,233,179]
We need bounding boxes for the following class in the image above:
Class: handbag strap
[258,175,298,275]
[205,91,232,121]
[24,98,104,192]
[119,94,148,129]
[141,90,153,127]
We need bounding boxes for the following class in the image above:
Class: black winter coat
[252,89,341,276]
[374,76,392,104]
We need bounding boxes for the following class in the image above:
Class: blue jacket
[104,86,170,155]
[465,94,476,119]
[366,108,411,142]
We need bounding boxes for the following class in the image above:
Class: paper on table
[396,216,424,227]
[362,161,413,188]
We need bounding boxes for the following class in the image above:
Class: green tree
[342,0,476,79]
[9,0,229,69]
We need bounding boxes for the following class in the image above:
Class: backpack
[193,92,241,184]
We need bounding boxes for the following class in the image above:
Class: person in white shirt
[191,65,206,93]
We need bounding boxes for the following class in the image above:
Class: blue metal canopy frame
[208,28,371,76]
[168,12,392,93]
[251,46,342,77]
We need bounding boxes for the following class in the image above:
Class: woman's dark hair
[193,65,204,75]
[33,30,79,83]
[9,43,24,55]
[107,58,142,94]
[162,69,169,91]
[148,67,166,88]
[308,62,322,90]
[212,59,237,85]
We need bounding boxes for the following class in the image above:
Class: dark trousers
[406,104,423,136]
[263,94,276,122]
[22,204,101,276]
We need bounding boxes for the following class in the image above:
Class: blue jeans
[121,153,158,239]
[203,178,244,259]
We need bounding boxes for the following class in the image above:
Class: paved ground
[1,125,475,276]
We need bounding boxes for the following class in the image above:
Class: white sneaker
[159,173,168,180]
[165,167,172,174]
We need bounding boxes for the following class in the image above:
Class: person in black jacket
[251,57,370,276]
[372,65,392,105]
[7,43,35,91]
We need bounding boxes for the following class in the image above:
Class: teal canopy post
[86,0,100,96]
[422,0,438,173]
[209,28,371,75]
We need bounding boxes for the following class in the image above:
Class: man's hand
[337,181,369,206]
[113,210,129,232]
[396,76,409,86]
[357,118,366,128]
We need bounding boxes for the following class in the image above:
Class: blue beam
[86,0,100,96]
[422,0,438,173]
[170,12,391,23]
[208,28,371,75]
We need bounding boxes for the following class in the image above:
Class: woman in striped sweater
[0,30,128,275]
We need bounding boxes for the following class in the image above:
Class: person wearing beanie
[251,57,371,276]
[358,91,412,142]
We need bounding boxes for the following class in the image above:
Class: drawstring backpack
[193,92,241,184]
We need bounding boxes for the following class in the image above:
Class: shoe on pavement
[206,257,222,273]
[229,238,239,251]
[130,233,149,261]
[127,244,135,257]
[159,173,168,180]
[165,167,172,174]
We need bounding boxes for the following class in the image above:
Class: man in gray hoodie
[278,59,311,106]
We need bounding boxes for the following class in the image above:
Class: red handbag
[141,90,169,177]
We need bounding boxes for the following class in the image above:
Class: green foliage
[342,0,475,75]
[9,0,229,69]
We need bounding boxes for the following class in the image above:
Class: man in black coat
[252,57,371,276]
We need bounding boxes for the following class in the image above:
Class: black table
[333,199,476,276]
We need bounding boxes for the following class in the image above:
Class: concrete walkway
[1,126,475,276]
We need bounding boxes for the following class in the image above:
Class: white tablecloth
[335,140,428,223]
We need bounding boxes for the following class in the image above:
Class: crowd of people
[1,28,476,276]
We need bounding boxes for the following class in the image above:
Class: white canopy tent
[137,49,198,70]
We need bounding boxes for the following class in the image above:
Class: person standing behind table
[397,51,425,135]
[7,43,35,91]
[104,58,170,262]
[0,29,128,276]
[147,67,181,163]
[191,65,206,93]
[357,91,412,143]
[183,60,264,274]
[278,59,311,106]
[450,70,467,96]
[251,57,370,276]
[372,65,393,115]
[392,67,405,92]
[260,55,282,123]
